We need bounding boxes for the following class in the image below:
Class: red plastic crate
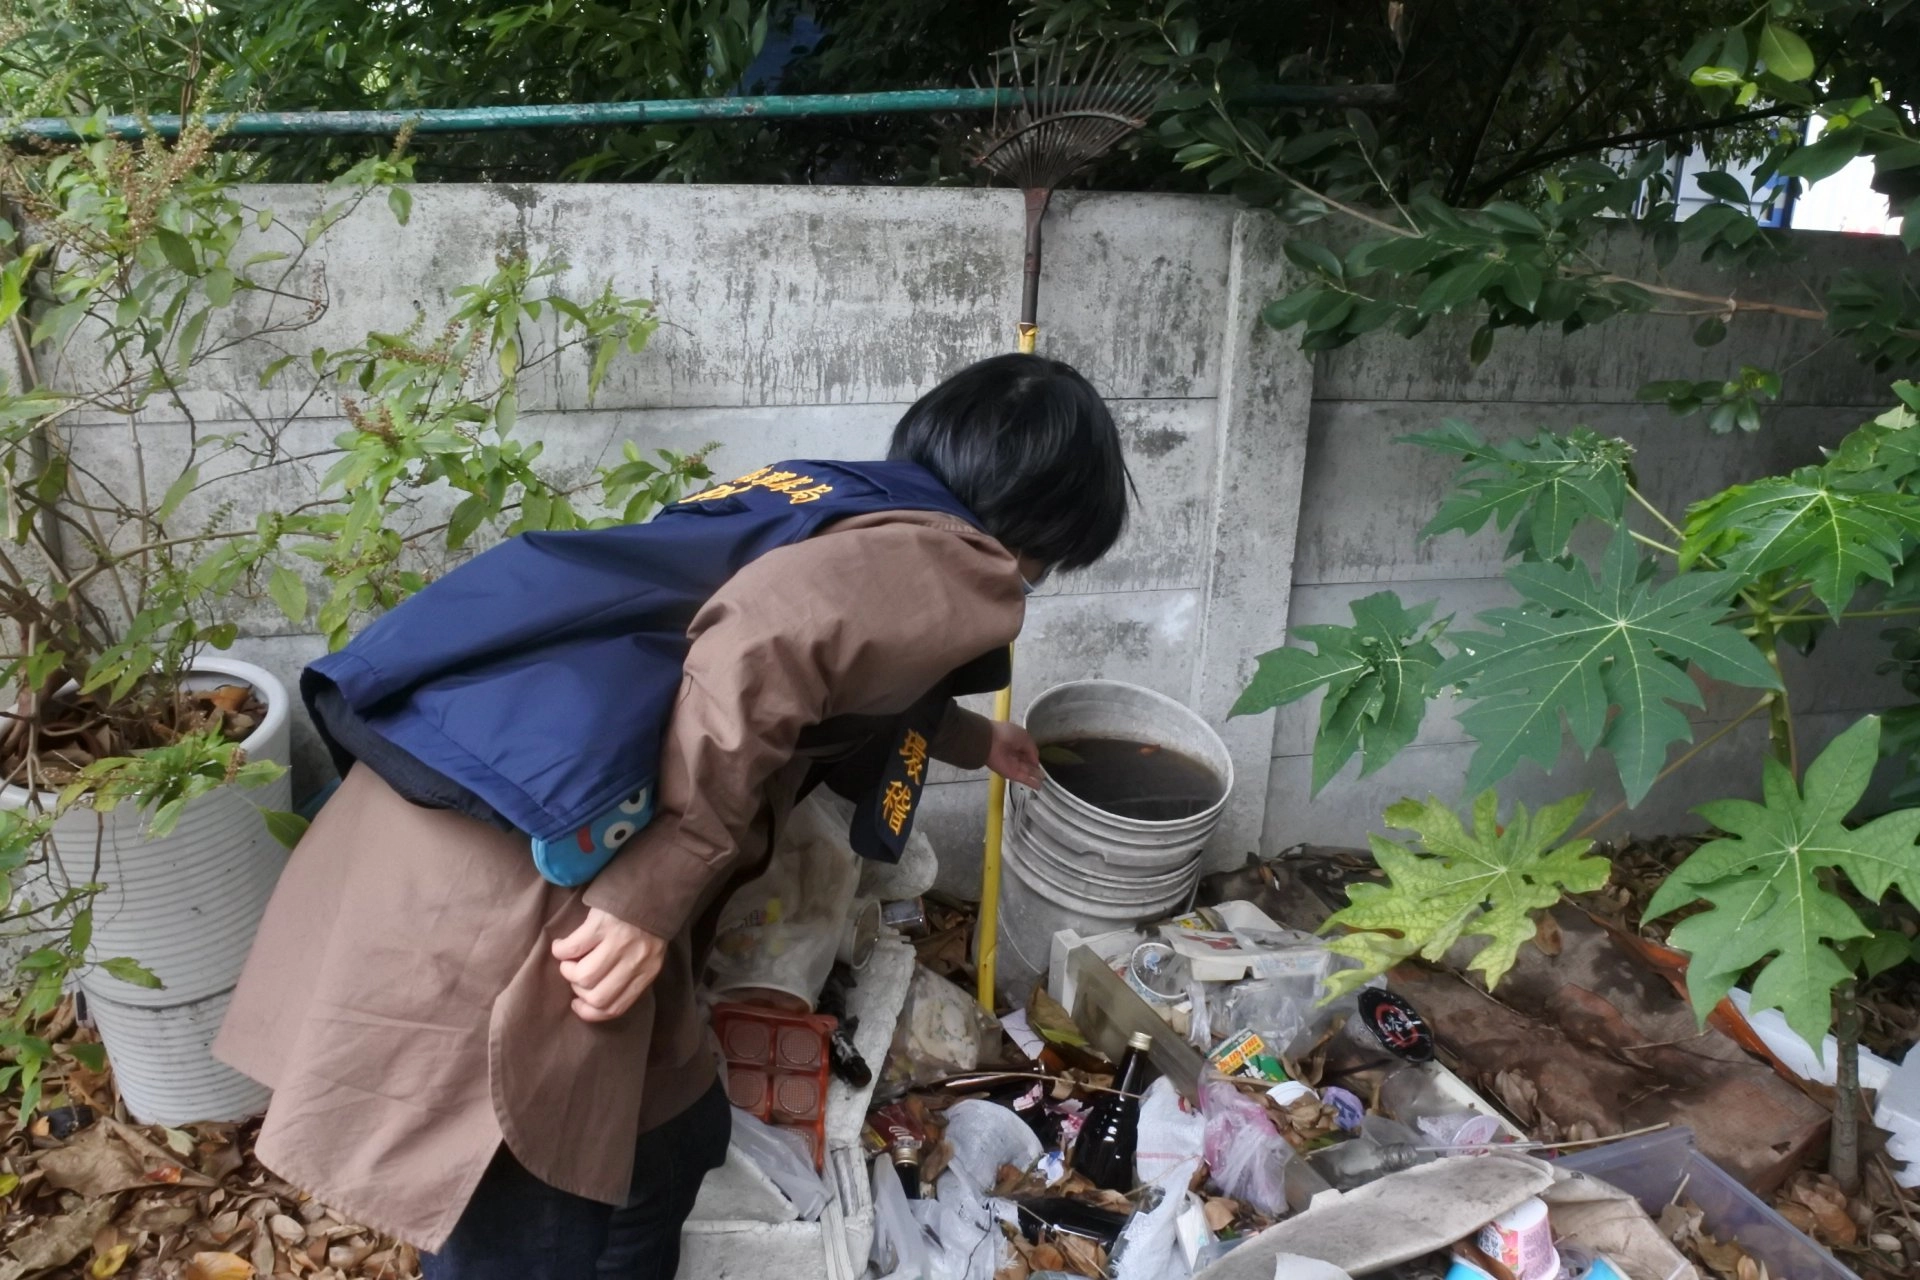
[711,1002,837,1169]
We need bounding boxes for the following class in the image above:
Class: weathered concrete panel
[1311,224,1905,408]
[1038,193,1236,400]
[1188,211,1314,869]
[1293,400,1866,587]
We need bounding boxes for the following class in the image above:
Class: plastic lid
[1127,1031,1154,1051]
[1357,989,1436,1062]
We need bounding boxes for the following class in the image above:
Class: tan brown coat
[215,510,1023,1249]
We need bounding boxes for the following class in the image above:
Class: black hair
[888,353,1133,571]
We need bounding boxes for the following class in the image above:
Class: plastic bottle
[1071,1030,1155,1191]
[1305,1117,1427,1190]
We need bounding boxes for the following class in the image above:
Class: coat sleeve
[583,518,1023,939]
[929,702,995,770]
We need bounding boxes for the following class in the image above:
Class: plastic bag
[1136,1077,1206,1187]
[878,967,1003,1096]
[1211,975,1322,1057]
[871,1151,933,1279]
[1109,1176,1196,1280]
[708,791,862,1007]
[731,1108,828,1221]
[1199,1075,1293,1217]
[938,1099,1044,1195]
[917,1102,1035,1280]
[911,1195,1008,1280]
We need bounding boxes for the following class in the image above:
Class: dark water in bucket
[1038,737,1224,822]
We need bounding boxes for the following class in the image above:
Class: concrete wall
[1276,226,1911,851]
[47,184,1910,890]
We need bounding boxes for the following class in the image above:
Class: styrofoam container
[1557,1128,1858,1280]
[681,931,916,1278]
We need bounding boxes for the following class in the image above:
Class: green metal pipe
[5,84,1395,144]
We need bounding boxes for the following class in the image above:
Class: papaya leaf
[1436,531,1780,802]
[1321,789,1607,996]
[1647,716,1920,1046]
[1821,395,1920,492]
[1401,420,1631,560]
[1232,592,1443,792]
[1681,468,1920,616]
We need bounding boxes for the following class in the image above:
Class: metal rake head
[969,40,1166,192]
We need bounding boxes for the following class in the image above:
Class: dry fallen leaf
[1029,1243,1066,1271]
[1202,1197,1238,1233]
[36,1126,150,1198]
[1055,1234,1108,1277]
[1534,913,1564,957]
[88,1243,130,1278]
[920,1140,953,1186]
[6,1197,122,1272]
[249,1224,275,1277]
[269,1215,305,1244]
[185,1253,255,1280]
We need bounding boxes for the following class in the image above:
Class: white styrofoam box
[1873,1040,1920,1189]
[681,932,917,1277]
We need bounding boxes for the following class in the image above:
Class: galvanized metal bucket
[993,680,1232,1000]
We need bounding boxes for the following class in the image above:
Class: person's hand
[987,719,1046,789]
[552,908,667,1024]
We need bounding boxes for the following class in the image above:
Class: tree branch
[1446,21,1535,205]
[1474,103,1802,196]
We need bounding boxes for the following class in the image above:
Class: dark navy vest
[303,459,1001,884]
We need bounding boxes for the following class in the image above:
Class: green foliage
[1682,470,1920,617]
[1648,716,1920,1046]
[1639,366,1781,435]
[1402,420,1630,560]
[1,0,776,183]
[1439,531,1780,803]
[0,121,708,1112]
[1320,789,1610,997]
[1232,592,1442,793]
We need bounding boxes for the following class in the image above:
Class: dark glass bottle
[890,1138,923,1200]
[1070,1030,1154,1192]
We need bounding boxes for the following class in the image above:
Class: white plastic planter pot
[2,655,291,1125]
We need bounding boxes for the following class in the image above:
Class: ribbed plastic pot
[2,655,290,1124]
[992,680,1232,1001]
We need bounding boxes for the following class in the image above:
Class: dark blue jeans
[423,1080,732,1280]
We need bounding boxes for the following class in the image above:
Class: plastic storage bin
[1557,1127,1858,1280]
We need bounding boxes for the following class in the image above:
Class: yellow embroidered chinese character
[879,780,914,836]
[754,470,802,491]
[899,729,928,785]
[786,483,833,504]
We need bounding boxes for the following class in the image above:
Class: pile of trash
[828,896,1712,1280]
[699,789,1920,1280]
